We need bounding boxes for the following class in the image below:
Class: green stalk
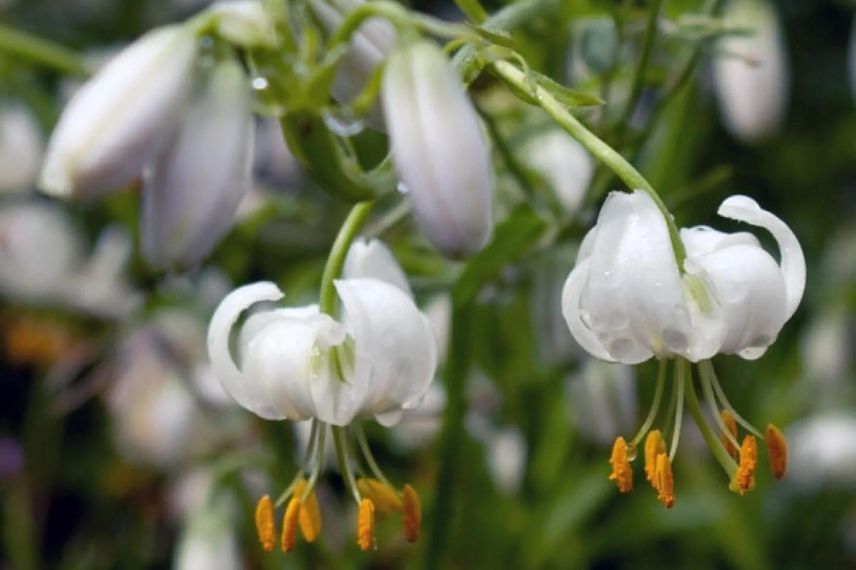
[0,24,89,76]
[682,362,737,477]
[318,201,374,315]
[491,59,687,266]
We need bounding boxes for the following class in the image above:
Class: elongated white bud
[142,60,254,270]
[382,41,495,258]
[40,25,198,199]
[713,0,789,143]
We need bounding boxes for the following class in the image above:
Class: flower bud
[712,0,789,143]
[208,0,276,48]
[382,41,494,258]
[40,25,198,199]
[142,60,254,271]
[0,103,44,194]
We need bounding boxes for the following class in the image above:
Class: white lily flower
[0,103,44,194]
[383,40,495,258]
[343,237,412,295]
[40,25,198,199]
[712,0,789,143]
[142,60,254,270]
[208,278,437,426]
[311,0,396,127]
[522,128,593,215]
[562,191,805,364]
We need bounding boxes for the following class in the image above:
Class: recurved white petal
[142,60,254,270]
[561,258,616,362]
[383,41,494,258]
[580,191,693,363]
[207,281,285,419]
[40,25,197,199]
[323,278,437,426]
[343,237,412,296]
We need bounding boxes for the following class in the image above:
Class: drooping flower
[40,25,198,199]
[712,0,789,143]
[382,40,495,258]
[142,60,254,270]
[562,190,804,505]
[208,239,436,550]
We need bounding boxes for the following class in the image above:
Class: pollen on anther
[357,478,403,514]
[733,435,758,495]
[401,484,421,542]
[644,430,665,485]
[357,498,376,552]
[281,497,301,552]
[608,436,633,493]
[720,410,738,460]
[654,452,675,509]
[765,423,788,480]
[254,495,276,552]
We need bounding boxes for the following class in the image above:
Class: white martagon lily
[562,190,805,364]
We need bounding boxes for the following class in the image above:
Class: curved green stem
[0,24,88,76]
[319,201,375,315]
[631,358,667,446]
[490,59,687,266]
[355,426,393,487]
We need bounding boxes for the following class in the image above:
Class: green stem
[318,201,374,315]
[0,24,89,76]
[616,0,663,132]
[332,426,360,503]
[631,358,667,446]
[669,358,685,459]
[683,361,737,477]
[490,59,687,266]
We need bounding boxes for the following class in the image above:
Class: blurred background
[0,0,854,568]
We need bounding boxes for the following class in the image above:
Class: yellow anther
[654,452,675,509]
[254,495,276,552]
[401,484,421,543]
[608,436,633,493]
[720,410,739,460]
[644,430,666,485]
[357,498,376,552]
[732,435,758,495]
[765,423,788,480]
[357,478,403,514]
[281,497,301,552]
[291,478,322,542]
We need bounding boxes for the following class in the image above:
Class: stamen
[357,498,376,551]
[300,492,323,542]
[255,495,276,552]
[720,410,739,460]
[644,430,665,485]
[608,436,633,493]
[654,452,675,509]
[357,478,403,514]
[401,484,421,542]
[700,360,762,438]
[281,496,301,552]
[631,359,668,446]
[765,423,787,480]
[669,361,686,460]
[732,435,758,496]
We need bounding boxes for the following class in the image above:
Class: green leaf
[531,70,604,108]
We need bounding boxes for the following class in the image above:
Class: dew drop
[396,182,410,195]
[626,442,638,462]
[252,76,269,91]
[322,109,365,137]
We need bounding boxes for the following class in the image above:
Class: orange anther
[644,430,665,485]
[733,435,758,495]
[654,453,675,509]
[357,498,376,551]
[401,484,421,542]
[608,436,633,493]
[720,410,739,460]
[281,497,301,552]
[765,424,788,480]
[357,478,403,514]
[254,495,276,552]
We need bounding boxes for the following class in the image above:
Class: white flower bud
[383,41,495,258]
[40,25,198,199]
[0,103,44,194]
[142,60,254,270]
[713,0,789,143]
[208,0,276,48]
[522,128,593,215]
